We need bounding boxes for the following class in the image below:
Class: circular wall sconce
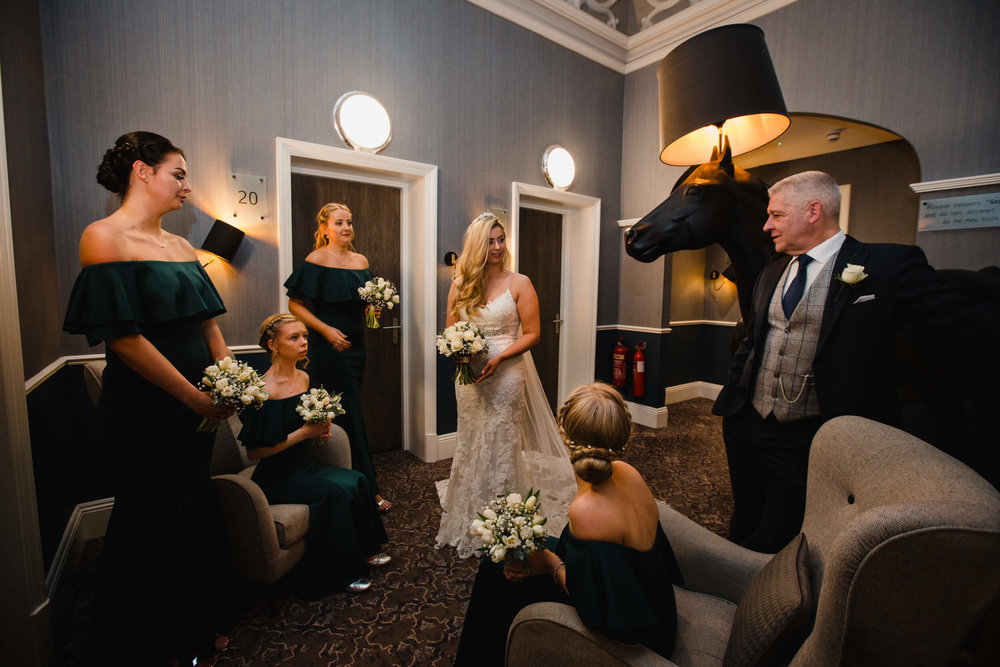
[542,145,575,190]
[443,251,458,267]
[333,91,392,154]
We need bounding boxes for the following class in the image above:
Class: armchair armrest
[212,473,283,581]
[307,423,352,469]
[658,502,769,603]
[507,602,674,667]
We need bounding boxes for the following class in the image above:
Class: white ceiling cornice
[467,0,798,74]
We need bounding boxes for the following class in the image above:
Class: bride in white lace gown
[436,213,577,558]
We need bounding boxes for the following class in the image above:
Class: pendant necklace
[122,212,165,248]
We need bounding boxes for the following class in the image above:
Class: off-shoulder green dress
[238,394,388,593]
[455,524,684,665]
[63,260,228,663]
[284,262,380,495]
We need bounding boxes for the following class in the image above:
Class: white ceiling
[467,0,798,73]
[734,114,903,169]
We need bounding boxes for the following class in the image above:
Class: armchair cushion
[269,504,309,548]
[722,533,811,667]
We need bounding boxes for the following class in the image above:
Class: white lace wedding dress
[435,287,578,558]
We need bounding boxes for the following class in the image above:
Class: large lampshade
[658,24,789,165]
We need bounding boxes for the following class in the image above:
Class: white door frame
[510,182,601,408]
[275,138,438,460]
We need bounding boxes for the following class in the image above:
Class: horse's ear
[719,136,734,177]
[709,145,720,162]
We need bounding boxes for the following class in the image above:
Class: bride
[435,212,577,558]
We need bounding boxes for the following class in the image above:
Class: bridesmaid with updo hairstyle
[64,131,232,665]
[284,203,390,512]
[236,313,390,595]
[455,383,684,665]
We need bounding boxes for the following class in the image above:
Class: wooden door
[517,208,563,414]
[290,173,403,452]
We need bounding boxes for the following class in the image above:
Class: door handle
[553,313,563,335]
[381,317,401,345]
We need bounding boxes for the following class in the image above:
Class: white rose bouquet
[295,386,346,445]
[357,276,400,328]
[436,321,489,384]
[198,356,269,431]
[471,489,548,564]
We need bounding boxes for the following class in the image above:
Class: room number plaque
[229,172,266,221]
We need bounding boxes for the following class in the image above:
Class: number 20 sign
[229,172,266,221]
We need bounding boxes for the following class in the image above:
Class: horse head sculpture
[624,141,773,319]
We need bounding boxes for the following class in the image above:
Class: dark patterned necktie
[782,254,813,318]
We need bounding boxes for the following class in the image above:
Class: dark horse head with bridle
[624,141,772,321]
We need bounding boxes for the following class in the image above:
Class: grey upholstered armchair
[211,413,351,586]
[83,359,351,588]
[506,416,1000,667]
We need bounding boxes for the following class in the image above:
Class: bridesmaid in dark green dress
[63,132,233,666]
[238,314,390,594]
[285,203,390,512]
[455,383,683,665]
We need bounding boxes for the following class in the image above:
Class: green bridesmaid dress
[284,261,380,495]
[238,395,388,593]
[455,524,684,665]
[63,260,229,664]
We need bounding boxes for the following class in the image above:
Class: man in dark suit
[713,170,998,553]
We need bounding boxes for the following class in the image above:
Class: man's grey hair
[769,171,841,222]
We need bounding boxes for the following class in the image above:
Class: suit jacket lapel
[818,235,868,354]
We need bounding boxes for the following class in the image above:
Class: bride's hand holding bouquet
[437,321,489,385]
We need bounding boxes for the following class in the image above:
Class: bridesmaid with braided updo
[455,383,684,665]
[63,131,231,665]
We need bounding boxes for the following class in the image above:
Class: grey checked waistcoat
[752,259,835,423]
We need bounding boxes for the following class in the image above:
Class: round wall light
[542,145,575,190]
[333,91,392,153]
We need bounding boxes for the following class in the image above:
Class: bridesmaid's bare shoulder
[79,217,128,266]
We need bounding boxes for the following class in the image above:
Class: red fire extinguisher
[633,341,646,397]
[612,337,628,387]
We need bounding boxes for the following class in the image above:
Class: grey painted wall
[2,0,61,379]
[36,0,624,363]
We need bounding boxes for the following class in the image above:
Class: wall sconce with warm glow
[657,24,789,165]
[443,251,458,267]
[542,145,575,190]
[201,219,245,265]
[333,91,392,154]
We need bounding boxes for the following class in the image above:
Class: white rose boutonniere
[835,263,868,300]
[838,263,868,285]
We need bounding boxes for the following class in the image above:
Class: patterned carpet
[52,398,732,666]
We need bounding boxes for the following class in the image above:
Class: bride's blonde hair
[451,212,510,319]
[312,202,356,253]
[557,383,632,484]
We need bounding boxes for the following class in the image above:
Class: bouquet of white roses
[357,276,400,328]
[470,489,548,564]
[198,356,269,431]
[437,320,489,385]
[295,386,345,445]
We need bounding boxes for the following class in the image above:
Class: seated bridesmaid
[238,313,391,594]
[455,382,683,665]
